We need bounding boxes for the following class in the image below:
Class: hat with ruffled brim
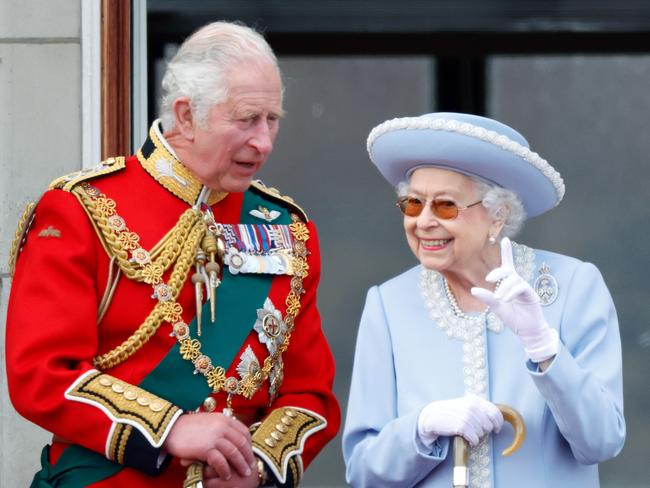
[367,112,564,218]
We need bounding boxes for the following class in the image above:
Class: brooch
[534,262,558,306]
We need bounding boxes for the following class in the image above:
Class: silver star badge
[236,345,261,379]
[254,298,287,354]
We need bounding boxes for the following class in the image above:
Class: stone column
[1,1,83,485]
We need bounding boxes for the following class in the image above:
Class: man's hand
[471,237,559,363]
[164,412,256,480]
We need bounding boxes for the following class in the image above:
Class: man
[6,21,339,487]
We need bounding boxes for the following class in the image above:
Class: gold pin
[202,233,221,323]
[192,250,206,336]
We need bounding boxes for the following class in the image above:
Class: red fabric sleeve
[267,220,341,468]
[6,189,113,454]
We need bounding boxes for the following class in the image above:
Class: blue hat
[367,112,564,218]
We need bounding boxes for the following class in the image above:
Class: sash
[32,190,292,486]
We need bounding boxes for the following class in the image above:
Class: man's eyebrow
[230,107,286,118]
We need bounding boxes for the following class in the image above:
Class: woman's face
[403,167,498,274]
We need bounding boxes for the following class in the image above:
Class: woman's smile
[420,238,452,251]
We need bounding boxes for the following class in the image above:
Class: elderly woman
[342,113,625,487]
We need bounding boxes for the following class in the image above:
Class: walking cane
[453,404,525,488]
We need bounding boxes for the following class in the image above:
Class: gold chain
[85,182,309,404]
[75,184,202,282]
[93,220,205,369]
[84,182,309,404]
[80,184,206,369]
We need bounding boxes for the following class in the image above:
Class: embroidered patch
[155,157,188,186]
[37,226,61,238]
[249,206,281,222]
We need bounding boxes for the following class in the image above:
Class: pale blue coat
[342,248,625,487]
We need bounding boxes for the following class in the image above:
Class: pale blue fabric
[342,249,625,487]
[368,113,560,217]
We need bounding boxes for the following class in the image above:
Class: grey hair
[396,175,526,238]
[159,21,280,131]
[473,179,526,238]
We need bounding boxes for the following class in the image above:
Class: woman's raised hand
[471,237,559,363]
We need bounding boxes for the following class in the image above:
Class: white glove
[417,395,504,448]
[471,237,559,363]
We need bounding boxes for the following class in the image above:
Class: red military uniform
[6,122,340,487]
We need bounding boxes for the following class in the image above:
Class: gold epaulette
[251,407,327,486]
[250,180,309,222]
[8,158,127,276]
[49,157,127,192]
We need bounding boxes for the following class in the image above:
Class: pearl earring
[489,235,496,244]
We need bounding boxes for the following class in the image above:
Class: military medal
[221,223,296,276]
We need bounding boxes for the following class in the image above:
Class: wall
[0,1,82,486]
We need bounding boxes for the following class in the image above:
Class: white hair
[159,21,280,131]
[396,175,526,238]
[472,179,526,238]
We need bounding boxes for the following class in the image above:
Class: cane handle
[495,403,526,456]
[452,404,525,487]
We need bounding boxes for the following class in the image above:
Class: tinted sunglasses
[396,196,483,219]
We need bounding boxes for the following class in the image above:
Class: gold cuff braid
[251,407,327,485]
[65,370,181,447]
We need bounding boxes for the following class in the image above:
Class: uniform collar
[136,120,226,206]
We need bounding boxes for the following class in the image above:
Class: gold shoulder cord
[73,186,203,282]
[81,180,311,385]
[73,184,206,370]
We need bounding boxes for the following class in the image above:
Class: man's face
[185,60,283,193]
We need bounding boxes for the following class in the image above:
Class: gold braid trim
[251,407,326,485]
[65,370,181,447]
[8,201,37,276]
[107,423,132,464]
[183,462,204,488]
[73,184,202,281]
[250,181,308,222]
[93,218,205,369]
[78,183,207,370]
[48,157,126,192]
